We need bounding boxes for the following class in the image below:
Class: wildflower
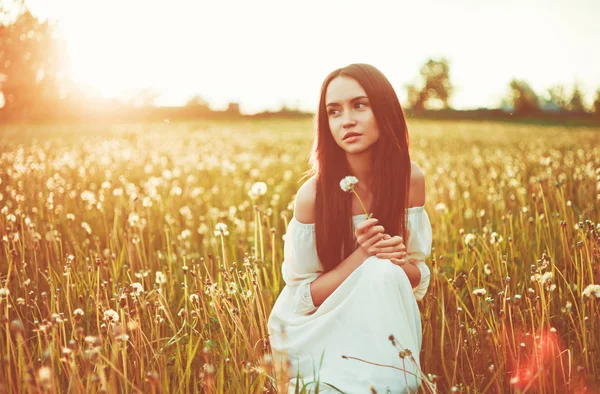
[224,281,236,295]
[66,213,75,221]
[38,366,52,384]
[339,176,358,192]
[131,282,144,296]
[241,289,252,300]
[435,203,447,212]
[81,222,92,235]
[103,309,119,323]
[214,223,229,236]
[155,271,167,284]
[190,294,199,304]
[464,233,476,246]
[180,229,192,239]
[490,232,503,244]
[0,288,9,297]
[73,308,84,318]
[339,176,370,218]
[582,284,600,299]
[473,288,487,297]
[250,182,267,197]
[128,212,140,227]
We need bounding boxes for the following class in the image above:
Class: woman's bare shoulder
[294,175,317,224]
[409,162,426,208]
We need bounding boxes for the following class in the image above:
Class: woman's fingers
[376,251,407,260]
[374,235,404,248]
[361,229,386,250]
[357,225,384,244]
[355,218,379,234]
[374,245,406,254]
[390,258,407,266]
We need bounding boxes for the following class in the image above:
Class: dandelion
[473,288,487,297]
[435,203,447,212]
[250,182,267,197]
[155,271,167,284]
[241,289,253,300]
[103,309,119,323]
[128,212,140,227]
[464,233,476,246]
[214,222,229,236]
[81,222,92,235]
[131,282,144,296]
[582,284,600,298]
[339,176,370,219]
[38,366,52,384]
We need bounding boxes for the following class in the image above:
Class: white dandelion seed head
[582,284,600,299]
[464,233,476,246]
[435,203,447,212]
[103,309,119,323]
[473,288,487,297]
[250,182,267,197]
[155,271,167,284]
[131,282,144,296]
[339,176,359,192]
[214,222,229,236]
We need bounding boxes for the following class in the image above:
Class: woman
[267,63,432,393]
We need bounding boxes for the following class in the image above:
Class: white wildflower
[582,284,600,299]
[155,271,167,284]
[250,182,267,197]
[339,176,358,192]
[214,223,229,236]
[464,233,476,246]
[103,309,119,323]
[131,282,144,296]
[473,288,487,297]
[81,222,92,235]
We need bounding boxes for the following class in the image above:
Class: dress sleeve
[406,206,433,301]
[280,219,322,315]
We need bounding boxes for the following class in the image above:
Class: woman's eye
[328,109,340,116]
[356,102,367,109]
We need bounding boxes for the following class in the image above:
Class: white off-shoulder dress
[267,206,432,394]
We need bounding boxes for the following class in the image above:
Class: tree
[405,58,453,110]
[544,84,569,112]
[185,95,208,107]
[593,89,600,117]
[508,79,540,115]
[569,83,586,113]
[0,3,70,113]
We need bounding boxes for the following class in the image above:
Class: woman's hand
[374,235,408,266]
[354,218,385,256]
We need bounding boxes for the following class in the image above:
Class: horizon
[24,0,600,115]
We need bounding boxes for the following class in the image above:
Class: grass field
[0,118,599,393]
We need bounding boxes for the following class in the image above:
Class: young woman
[267,63,432,393]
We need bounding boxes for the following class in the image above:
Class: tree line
[1,3,599,121]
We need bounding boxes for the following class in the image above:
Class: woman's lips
[343,132,362,141]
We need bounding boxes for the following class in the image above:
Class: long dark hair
[308,63,411,272]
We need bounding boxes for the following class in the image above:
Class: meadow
[0,118,599,393]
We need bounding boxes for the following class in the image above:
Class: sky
[27,0,600,114]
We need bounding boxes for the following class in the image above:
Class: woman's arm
[294,177,384,308]
[401,264,421,288]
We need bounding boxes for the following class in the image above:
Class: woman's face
[325,76,381,155]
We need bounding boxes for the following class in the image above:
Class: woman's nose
[342,116,357,128]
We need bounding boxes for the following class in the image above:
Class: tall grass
[0,119,599,393]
